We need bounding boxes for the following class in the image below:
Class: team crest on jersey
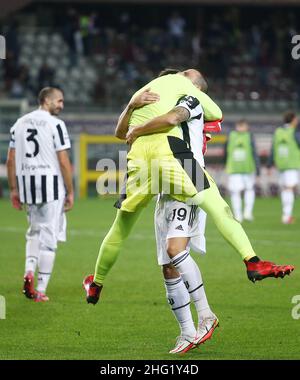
[178,95,199,109]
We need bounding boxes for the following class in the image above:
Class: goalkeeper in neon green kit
[83,69,294,305]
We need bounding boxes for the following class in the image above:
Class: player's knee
[162,264,179,279]
[167,239,187,258]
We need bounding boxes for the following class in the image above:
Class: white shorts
[279,169,299,188]
[26,198,67,251]
[228,173,255,193]
[155,196,206,266]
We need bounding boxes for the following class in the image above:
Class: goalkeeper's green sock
[94,209,142,285]
[190,176,256,261]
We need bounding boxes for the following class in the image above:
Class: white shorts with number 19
[155,195,206,266]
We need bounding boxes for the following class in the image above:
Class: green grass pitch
[0,197,300,360]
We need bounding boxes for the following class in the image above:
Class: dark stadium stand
[0,3,300,111]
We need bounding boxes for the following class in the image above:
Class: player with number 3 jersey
[6,87,74,302]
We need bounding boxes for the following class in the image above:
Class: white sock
[230,191,243,222]
[281,189,294,219]
[164,276,196,338]
[171,250,212,322]
[25,238,39,275]
[244,189,255,218]
[37,249,56,293]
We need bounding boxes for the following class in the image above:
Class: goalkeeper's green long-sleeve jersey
[128,73,222,139]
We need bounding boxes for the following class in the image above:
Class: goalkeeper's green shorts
[114,134,212,212]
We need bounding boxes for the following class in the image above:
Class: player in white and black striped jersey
[6,87,74,302]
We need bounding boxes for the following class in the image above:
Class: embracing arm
[198,92,222,122]
[115,106,135,140]
[126,106,190,144]
[181,78,222,121]
[115,88,160,140]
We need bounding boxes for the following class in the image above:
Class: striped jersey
[175,95,204,167]
[158,96,205,204]
[9,109,71,204]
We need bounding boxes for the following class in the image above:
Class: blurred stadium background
[0,0,300,198]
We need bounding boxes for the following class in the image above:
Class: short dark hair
[158,68,180,77]
[38,87,63,105]
[283,111,296,124]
